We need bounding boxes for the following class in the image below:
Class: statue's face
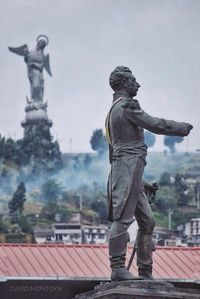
[37,39,46,49]
[124,74,140,97]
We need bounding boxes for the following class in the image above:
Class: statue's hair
[109,66,132,91]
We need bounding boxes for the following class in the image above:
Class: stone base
[21,117,52,128]
[74,280,200,299]
[21,105,52,128]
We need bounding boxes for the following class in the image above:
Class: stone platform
[74,279,200,299]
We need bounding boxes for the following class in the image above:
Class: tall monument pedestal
[74,280,200,299]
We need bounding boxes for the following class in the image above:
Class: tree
[15,139,24,166]
[40,180,63,220]
[16,124,63,171]
[0,167,14,195]
[90,182,107,223]
[56,208,72,222]
[144,131,156,148]
[164,136,184,153]
[154,192,176,215]
[91,200,107,223]
[3,138,17,162]
[41,200,59,220]
[0,134,5,160]
[174,173,189,206]
[90,129,107,156]
[8,182,26,215]
[41,179,63,201]
[10,214,32,233]
[159,172,171,186]
[0,218,7,233]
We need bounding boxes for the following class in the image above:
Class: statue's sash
[105,97,124,144]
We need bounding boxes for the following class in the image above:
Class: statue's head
[109,66,140,97]
[36,35,49,49]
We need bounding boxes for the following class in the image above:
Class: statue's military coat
[106,94,189,221]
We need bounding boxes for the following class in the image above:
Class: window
[56,234,63,241]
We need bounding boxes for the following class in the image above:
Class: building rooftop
[0,243,199,280]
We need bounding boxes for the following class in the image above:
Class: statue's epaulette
[122,99,141,110]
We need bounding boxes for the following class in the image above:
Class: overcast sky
[0,0,199,153]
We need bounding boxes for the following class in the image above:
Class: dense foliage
[164,136,184,153]
[8,182,26,215]
[90,129,107,156]
[0,125,63,173]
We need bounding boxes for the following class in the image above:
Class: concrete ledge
[74,280,200,299]
[0,278,199,299]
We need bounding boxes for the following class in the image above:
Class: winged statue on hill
[8,35,52,104]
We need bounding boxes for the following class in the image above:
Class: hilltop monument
[8,34,52,131]
[8,36,62,170]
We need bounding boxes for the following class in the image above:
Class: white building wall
[184,222,191,235]
[128,220,138,242]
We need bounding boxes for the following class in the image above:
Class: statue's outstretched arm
[8,44,29,56]
[123,101,193,137]
[44,54,52,76]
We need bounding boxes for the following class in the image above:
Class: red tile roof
[0,243,199,280]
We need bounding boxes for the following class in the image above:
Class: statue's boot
[139,269,153,280]
[137,234,155,280]
[109,232,138,281]
[111,267,138,281]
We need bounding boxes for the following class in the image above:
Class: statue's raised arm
[8,35,52,104]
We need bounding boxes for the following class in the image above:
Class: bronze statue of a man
[105,66,193,281]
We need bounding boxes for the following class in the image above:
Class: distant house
[176,217,200,246]
[128,222,176,247]
[34,228,54,244]
[82,225,108,244]
[53,223,109,244]
[53,223,82,244]
[153,226,171,246]
[184,172,200,208]
[34,223,109,245]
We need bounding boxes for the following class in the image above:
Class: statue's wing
[44,54,52,76]
[8,44,29,56]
